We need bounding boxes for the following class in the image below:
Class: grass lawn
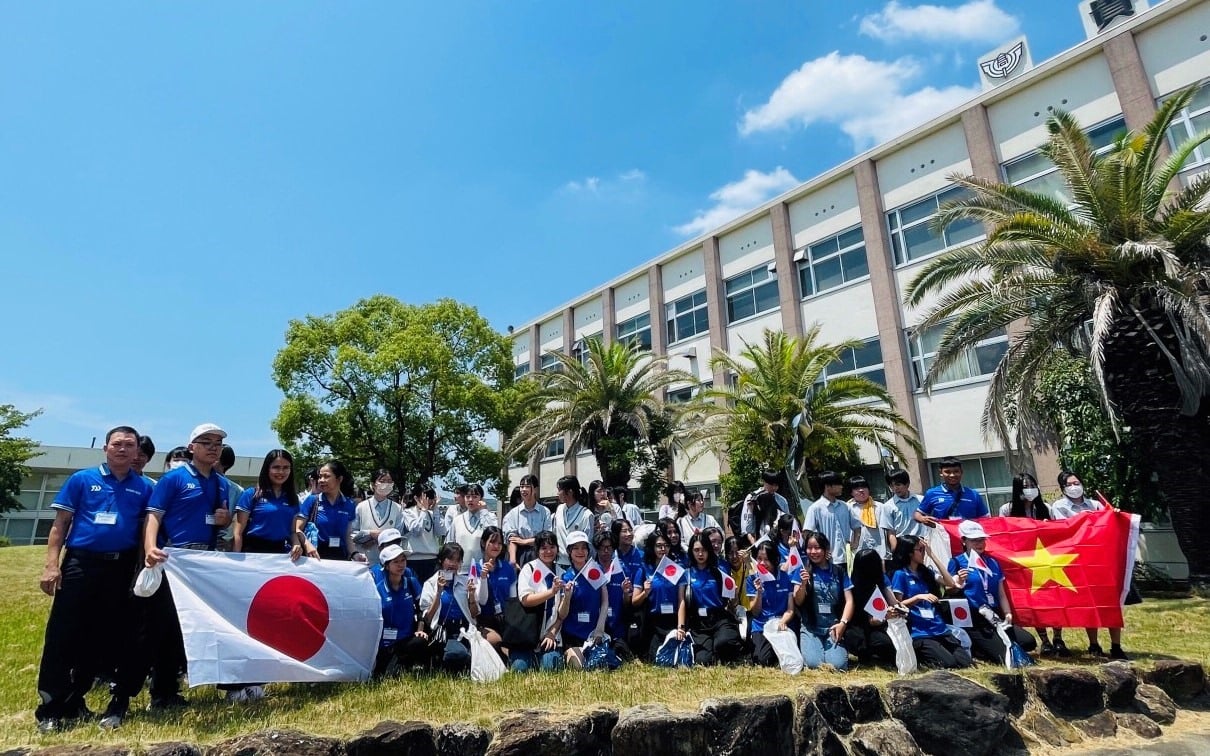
[2,544,1207,750]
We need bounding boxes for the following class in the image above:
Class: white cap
[189,423,227,442]
[380,544,407,563]
[958,520,989,539]
[377,528,403,547]
[566,530,590,548]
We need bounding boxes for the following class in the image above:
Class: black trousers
[914,633,973,669]
[373,636,434,676]
[749,631,779,667]
[645,613,679,661]
[128,575,187,700]
[842,622,897,666]
[968,620,1037,664]
[688,608,744,665]
[36,550,139,720]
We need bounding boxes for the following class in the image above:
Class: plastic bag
[303,521,320,549]
[762,624,803,675]
[133,564,164,598]
[947,625,972,651]
[886,616,918,676]
[654,630,694,668]
[582,636,621,671]
[463,626,506,683]
[996,622,1036,670]
[925,524,952,573]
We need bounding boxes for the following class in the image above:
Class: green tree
[0,405,41,513]
[507,338,694,489]
[687,328,921,509]
[272,296,514,492]
[905,88,1210,574]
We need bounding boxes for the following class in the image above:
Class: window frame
[796,226,870,299]
[1002,115,1128,201]
[1163,83,1210,183]
[906,321,1008,390]
[886,186,986,267]
[615,313,652,351]
[665,290,710,345]
[542,438,566,460]
[724,265,780,324]
[814,338,886,390]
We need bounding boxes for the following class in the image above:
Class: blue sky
[3,1,1094,455]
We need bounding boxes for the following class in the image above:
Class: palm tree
[904,87,1210,575]
[684,327,922,502]
[507,338,697,488]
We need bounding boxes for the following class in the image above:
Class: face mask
[374,482,393,497]
[169,460,187,470]
[1065,484,1084,499]
[1022,487,1039,501]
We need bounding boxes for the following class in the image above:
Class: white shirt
[1050,496,1102,520]
[448,508,499,573]
[554,502,594,565]
[677,512,720,544]
[351,496,403,563]
[400,505,447,559]
[884,493,928,538]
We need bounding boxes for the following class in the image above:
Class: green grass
[2,544,1207,750]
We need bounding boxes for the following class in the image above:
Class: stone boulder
[1072,710,1117,739]
[434,723,491,756]
[146,744,203,756]
[207,729,343,756]
[486,709,615,756]
[31,748,133,756]
[849,720,922,756]
[1015,709,1083,749]
[886,671,1010,756]
[845,684,886,724]
[1144,660,1207,702]
[1114,712,1162,739]
[792,693,847,756]
[1133,683,1177,725]
[811,685,855,735]
[346,721,436,756]
[1099,661,1139,708]
[986,673,1026,716]
[611,705,710,756]
[1028,667,1105,718]
[700,696,793,756]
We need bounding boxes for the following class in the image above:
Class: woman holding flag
[683,534,744,665]
[557,531,610,669]
[471,526,513,654]
[841,548,900,667]
[947,520,1037,664]
[890,535,972,669]
[746,541,798,667]
[513,531,566,672]
[294,460,357,561]
[793,531,855,670]
[611,519,648,656]
[638,529,688,661]
[593,530,634,660]
[418,543,475,673]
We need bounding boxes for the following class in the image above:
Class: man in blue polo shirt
[917,456,989,523]
[35,425,153,733]
[138,422,231,711]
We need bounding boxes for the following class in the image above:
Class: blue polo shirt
[747,571,796,634]
[891,567,950,639]
[299,494,356,553]
[236,488,299,543]
[376,571,422,646]
[948,553,1004,611]
[601,560,627,638]
[479,559,518,619]
[617,545,645,582]
[646,568,683,617]
[147,463,230,548]
[688,565,726,612]
[560,566,604,641]
[920,484,988,520]
[54,464,152,552]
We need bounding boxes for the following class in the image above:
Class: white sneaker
[243,685,265,701]
[225,688,247,703]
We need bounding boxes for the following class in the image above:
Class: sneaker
[98,697,128,730]
[1110,645,1130,661]
[36,717,60,734]
[1087,642,1107,658]
[243,685,265,701]
[149,693,189,711]
[224,688,247,703]
[1053,638,1072,658]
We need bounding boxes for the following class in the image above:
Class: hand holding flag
[720,569,738,599]
[783,545,803,573]
[946,598,974,628]
[655,555,685,585]
[863,590,889,621]
[581,559,610,590]
[754,561,776,583]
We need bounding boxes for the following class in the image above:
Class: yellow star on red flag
[1007,538,1079,593]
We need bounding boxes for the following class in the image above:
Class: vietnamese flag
[941,510,1140,628]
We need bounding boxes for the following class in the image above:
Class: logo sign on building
[1077,0,1149,40]
[978,37,1033,90]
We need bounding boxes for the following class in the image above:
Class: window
[815,338,886,388]
[1164,84,1210,183]
[927,455,1012,511]
[724,266,780,323]
[574,335,601,365]
[666,290,710,344]
[797,227,869,297]
[514,363,531,380]
[615,314,651,351]
[543,438,566,459]
[666,381,710,404]
[539,352,561,372]
[1003,116,1127,203]
[887,186,984,266]
[907,322,1008,388]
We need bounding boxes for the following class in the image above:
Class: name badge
[576,612,590,624]
[698,606,708,617]
[607,607,614,618]
[94,512,118,526]
[204,515,217,526]
[918,606,935,619]
[494,602,503,615]
[817,602,832,615]
[329,537,341,548]
[382,628,398,641]
[660,603,674,614]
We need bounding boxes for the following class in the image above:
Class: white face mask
[1065,484,1084,500]
[1022,487,1039,501]
[169,460,187,470]
[374,482,393,498]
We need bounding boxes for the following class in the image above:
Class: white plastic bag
[762,624,804,675]
[463,626,506,683]
[924,525,952,573]
[133,564,164,598]
[633,522,657,546]
[886,616,918,676]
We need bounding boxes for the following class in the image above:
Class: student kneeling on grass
[374,544,433,676]
[558,531,609,669]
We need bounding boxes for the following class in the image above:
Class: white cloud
[859,0,1020,44]
[674,167,800,237]
[738,51,979,149]
[562,168,646,195]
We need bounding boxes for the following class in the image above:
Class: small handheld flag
[754,561,776,583]
[655,555,686,585]
[720,569,737,599]
[864,590,889,621]
[581,559,610,589]
[783,545,803,573]
[947,598,973,628]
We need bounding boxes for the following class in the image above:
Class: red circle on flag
[246,575,329,662]
[587,568,602,580]
[532,569,544,585]
[723,576,736,590]
[872,597,886,611]
[664,565,678,577]
[954,606,969,621]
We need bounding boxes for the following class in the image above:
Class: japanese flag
[783,545,804,573]
[754,561,776,583]
[655,555,685,585]
[160,549,381,685]
[468,559,482,580]
[581,559,610,589]
[863,590,889,621]
[720,569,738,599]
[947,598,974,628]
[967,550,992,575]
[523,560,553,588]
[606,558,624,577]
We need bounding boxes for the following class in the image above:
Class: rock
[486,709,615,756]
[1114,712,1163,739]
[146,745,203,756]
[849,720,922,756]
[986,673,1026,716]
[845,684,885,724]
[207,730,342,756]
[1133,683,1177,725]
[1015,709,1082,749]
[612,705,711,756]
[31,748,132,756]
[811,685,854,735]
[346,721,436,756]
[1028,667,1105,717]
[792,694,847,756]
[1073,710,1117,738]
[700,696,793,756]
[886,671,1010,756]
[1099,661,1139,708]
[1144,660,1207,702]
[434,723,491,756]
